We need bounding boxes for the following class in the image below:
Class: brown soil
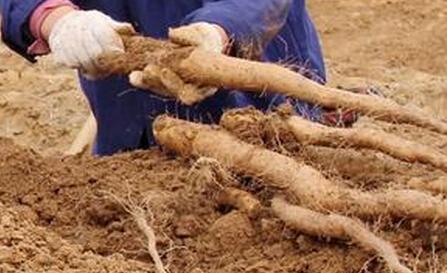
[0,48,89,156]
[0,201,152,273]
[4,136,447,273]
[309,0,447,116]
[2,1,447,272]
[0,138,375,273]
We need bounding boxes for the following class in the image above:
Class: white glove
[49,10,134,79]
[168,22,227,53]
[129,22,227,105]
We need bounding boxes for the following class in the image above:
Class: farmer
[1,0,338,155]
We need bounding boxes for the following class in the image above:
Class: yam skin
[153,116,447,222]
[97,34,447,134]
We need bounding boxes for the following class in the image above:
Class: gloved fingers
[169,22,225,53]
[80,31,106,79]
[169,24,204,47]
[81,16,127,78]
[77,22,124,80]
[48,10,131,78]
[92,19,126,53]
[49,11,83,67]
[110,21,137,36]
[49,24,80,68]
[92,10,135,34]
[87,10,127,32]
[51,42,77,68]
[80,10,129,52]
[76,29,104,77]
[60,33,83,69]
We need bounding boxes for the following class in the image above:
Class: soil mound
[1,138,447,272]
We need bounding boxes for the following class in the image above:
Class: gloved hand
[129,22,228,105]
[168,22,227,53]
[49,10,134,79]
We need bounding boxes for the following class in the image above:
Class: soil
[0,47,88,157]
[1,1,447,272]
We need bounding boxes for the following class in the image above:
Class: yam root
[133,208,167,273]
[286,115,447,172]
[272,198,412,273]
[217,187,262,218]
[153,116,447,222]
[221,108,447,172]
[407,177,447,195]
[187,157,261,217]
[96,34,447,134]
[106,193,167,273]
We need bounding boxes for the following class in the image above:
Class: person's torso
[71,0,326,155]
[72,0,201,37]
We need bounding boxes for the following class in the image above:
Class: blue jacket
[1,0,326,155]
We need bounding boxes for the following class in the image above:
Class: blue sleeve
[183,0,293,59]
[1,0,47,62]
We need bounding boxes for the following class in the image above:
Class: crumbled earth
[3,137,447,273]
[0,138,373,273]
[1,0,447,272]
[0,202,152,273]
[0,47,88,156]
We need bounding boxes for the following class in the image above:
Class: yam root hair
[105,192,167,273]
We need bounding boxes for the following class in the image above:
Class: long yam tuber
[272,198,412,273]
[153,116,447,222]
[97,35,447,134]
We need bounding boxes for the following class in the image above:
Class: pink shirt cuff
[27,0,78,55]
